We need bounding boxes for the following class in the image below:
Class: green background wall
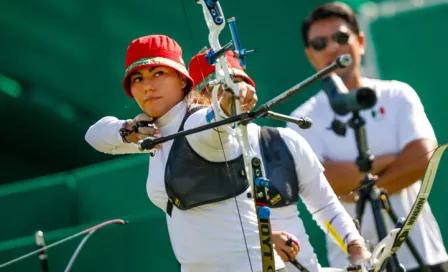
[1,1,447,271]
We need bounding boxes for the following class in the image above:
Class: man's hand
[272,231,300,262]
[220,81,258,115]
[122,113,160,144]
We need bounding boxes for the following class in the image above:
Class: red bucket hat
[188,49,255,93]
[122,34,194,98]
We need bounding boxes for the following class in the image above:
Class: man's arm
[376,138,437,194]
[321,161,364,197]
[374,82,438,194]
[328,81,437,200]
[323,155,397,199]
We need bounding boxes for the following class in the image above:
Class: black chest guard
[164,107,299,216]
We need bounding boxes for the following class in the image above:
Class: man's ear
[357,32,366,56]
[305,47,317,68]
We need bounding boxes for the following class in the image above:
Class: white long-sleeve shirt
[85,100,362,272]
[288,78,448,270]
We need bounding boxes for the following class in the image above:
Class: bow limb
[196,0,237,126]
[319,144,446,272]
[318,144,446,272]
[360,143,448,272]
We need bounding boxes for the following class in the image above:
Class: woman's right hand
[123,113,160,144]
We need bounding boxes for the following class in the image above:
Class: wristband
[119,120,134,143]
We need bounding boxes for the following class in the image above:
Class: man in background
[287,2,448,271]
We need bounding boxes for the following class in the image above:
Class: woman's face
[129,66,187,118]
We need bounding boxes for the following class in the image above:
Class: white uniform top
[85,100,362,272]
[288,77,448,270]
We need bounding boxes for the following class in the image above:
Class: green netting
[0,174,78,241]
[72,154,151,223]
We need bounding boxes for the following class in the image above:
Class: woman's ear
[178,73,187,89]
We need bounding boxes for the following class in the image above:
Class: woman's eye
[154,71,164,77]
[132,76,143,83]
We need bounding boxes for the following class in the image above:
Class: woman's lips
[145,97,162,103]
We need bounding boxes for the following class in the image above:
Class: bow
[194,1,276,271]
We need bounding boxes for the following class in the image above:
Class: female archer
[85,34,291,272]
[188,49,372,271]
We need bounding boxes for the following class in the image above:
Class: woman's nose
[143,79,155,92]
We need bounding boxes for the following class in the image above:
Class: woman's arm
[184,107,241,162]
[300,174,372,264]
[184,82,257,162]
[85,116,151,155]
[300,172,364,248]
[280,127,365,248]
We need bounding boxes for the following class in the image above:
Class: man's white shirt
[288,77,448,270]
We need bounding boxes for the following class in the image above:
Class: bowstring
[309,145,441,217]
[179,1,254,271]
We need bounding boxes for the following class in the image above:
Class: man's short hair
[301,2,360,47]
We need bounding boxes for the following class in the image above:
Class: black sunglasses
[308,31,350,51]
